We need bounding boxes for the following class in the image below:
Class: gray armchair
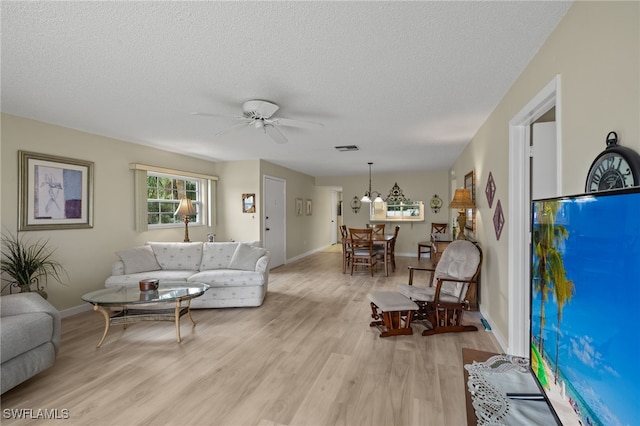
[1,293,61,394]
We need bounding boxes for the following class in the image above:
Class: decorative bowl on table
[139,279,159,291]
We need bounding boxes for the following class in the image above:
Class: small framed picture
[19,151,94,230]
[305,199,312,216]
[295,198,303,216]
[464,170,476,231]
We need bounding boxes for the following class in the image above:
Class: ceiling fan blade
[192,112,246,120]
[264,125,288,144]
[270,117,324,129]
[214,121,251,137]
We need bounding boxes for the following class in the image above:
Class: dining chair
[372,223,385,235]
[417,222,448,260]
[371,223,386,255]
[389,225,400,271]
[378,225,400,272]
[348,228,378,276]
[340,225,351,274]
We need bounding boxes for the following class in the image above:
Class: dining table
[343,233,395,277]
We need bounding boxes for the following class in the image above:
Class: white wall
[317,169,450,256]
[451,1,639,348]
[215,159,261,243]
[1,113,219,310]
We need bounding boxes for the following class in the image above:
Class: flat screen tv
[530,187,640,426]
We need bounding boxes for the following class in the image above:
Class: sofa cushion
[189,269,266,287]
[150,242,203,270]
[228,243,267,271]
[200,242,239,270]
[1,313,53,363]
[104,270,195,287]
[116,246,161,275]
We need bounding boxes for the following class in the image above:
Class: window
[130,163,218,232]
[146,173,203,227]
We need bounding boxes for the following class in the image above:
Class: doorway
[263,175,286,269]
[508,75,561,356]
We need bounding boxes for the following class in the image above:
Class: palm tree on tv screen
[532,201,575,381]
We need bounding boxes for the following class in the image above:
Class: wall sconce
[350,196,362,213]
[449,189,475,240]
[175,197,196,242]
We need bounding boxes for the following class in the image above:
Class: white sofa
[105,242,270,308]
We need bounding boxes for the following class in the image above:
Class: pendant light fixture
[361,162,383,203]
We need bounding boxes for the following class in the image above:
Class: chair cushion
[116,245,161,274]
[396,284,461,304]
[228,243,267,271]
[368,291,418,311]
[1,313,54,363]
[434,240,480,298]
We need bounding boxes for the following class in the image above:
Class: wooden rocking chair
[397,240,482,336]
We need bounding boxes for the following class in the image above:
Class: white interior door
[330,191,338,244]
[532,122,558,200]
[264,176,286,269]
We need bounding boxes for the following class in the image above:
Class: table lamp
[449,188,475,240]
[175,197,196,242]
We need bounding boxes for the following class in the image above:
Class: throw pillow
[200,242,240,270]
[228,243,267,271]
[116,246,161,275]
[150,242,203,270]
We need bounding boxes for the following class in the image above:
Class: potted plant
[1,231,67,299]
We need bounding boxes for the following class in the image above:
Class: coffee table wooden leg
[175,300,182,343]
[186,299,196,326]
[94,305,111,348]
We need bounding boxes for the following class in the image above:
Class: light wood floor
[1,249,501,426]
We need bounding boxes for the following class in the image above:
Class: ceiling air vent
[335,145,359,152]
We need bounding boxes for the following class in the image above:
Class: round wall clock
[430,194,443,213]
[585,131,640,192]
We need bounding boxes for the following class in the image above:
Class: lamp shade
[175,197,196,216]
[448,188,475,209]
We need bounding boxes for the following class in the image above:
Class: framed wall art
[305,199,312,216]
[19,151,94,230]
[295,198,303,216]
[242,193,256,213]
[464,170,476,231]
[485,171,496,208]
[493,199,505,240]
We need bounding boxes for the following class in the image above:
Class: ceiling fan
[192,99,323,144]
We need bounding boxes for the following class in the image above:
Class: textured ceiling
[1,1,572,177]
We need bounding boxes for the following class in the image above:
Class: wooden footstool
[368,291,419,338]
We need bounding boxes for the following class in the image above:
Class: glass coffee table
[82,282,209,347]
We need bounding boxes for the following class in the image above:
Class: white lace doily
[464,354,556,426]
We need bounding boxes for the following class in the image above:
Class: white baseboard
[59,303,92,318]
[479,305,508,353]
